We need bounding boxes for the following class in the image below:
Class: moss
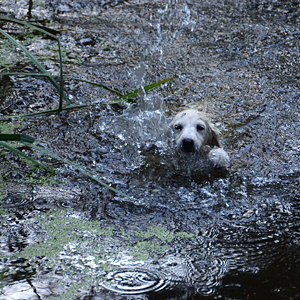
[48,281,91,300]
[130,240,170,261]
[17,209,195,263]
[1,209,195,298]
[0,121,23,134]
[175,232,195,238]
[135,226,175,243]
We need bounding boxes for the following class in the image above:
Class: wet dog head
[170,109,221,153]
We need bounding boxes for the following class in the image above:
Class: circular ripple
[56,199,77,208]
[100,268,167,295]
[2,193,28,207]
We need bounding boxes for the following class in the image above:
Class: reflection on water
[1,0,300,299]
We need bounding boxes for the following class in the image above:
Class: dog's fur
[170,109,230,168]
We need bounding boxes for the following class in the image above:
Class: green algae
[16,209,194,264]
[1,208,195,298]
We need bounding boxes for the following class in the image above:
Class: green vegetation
[0,17,174,198]
[0,208,194,298]
[135,226,175,243]
[16,209,194,263]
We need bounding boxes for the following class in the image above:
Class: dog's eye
[197,124,205,131]
[174,124,183,131]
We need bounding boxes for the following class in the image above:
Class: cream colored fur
[170,109,230,168]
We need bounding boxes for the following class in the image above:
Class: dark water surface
[1,0,300,299]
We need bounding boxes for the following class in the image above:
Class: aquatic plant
[0,17,173,198]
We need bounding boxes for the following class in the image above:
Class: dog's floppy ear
[206,122,222,148]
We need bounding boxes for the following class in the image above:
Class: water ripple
[100,268,168,295]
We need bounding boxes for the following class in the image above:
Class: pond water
[1,0,300,299]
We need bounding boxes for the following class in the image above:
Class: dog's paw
[208,148,230,168]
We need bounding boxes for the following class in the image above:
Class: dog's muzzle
[180,138,196,153]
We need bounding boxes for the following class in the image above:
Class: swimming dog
[170,109,230,168]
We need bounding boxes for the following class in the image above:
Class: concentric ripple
[100,268,168,295]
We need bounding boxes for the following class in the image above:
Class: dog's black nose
[181,138,195,153]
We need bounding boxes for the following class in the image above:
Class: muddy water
[1,0,300,299]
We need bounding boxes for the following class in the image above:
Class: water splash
[97,62,172,170]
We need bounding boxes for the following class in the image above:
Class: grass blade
[27,143,133,199]
[64,77,123,96]
[143,77,175,92]
[0,134,35,143]
[0,73,122,97]
[0,72,51,76]
[0,26,71,106]
[0,105,97,120]
[0,72,174,118]
[0,141,50,171]
[0,17,60,37]
[0,17,66,108]
[110,77,175,104]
